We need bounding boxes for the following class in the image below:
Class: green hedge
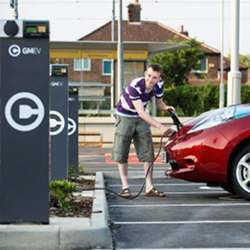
[161,84,250,116]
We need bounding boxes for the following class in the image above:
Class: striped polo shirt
[116,77,164,117]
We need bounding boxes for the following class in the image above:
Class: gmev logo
[8,44,21,57]
[50,110,65,136]
[8,44,42,57]
[50,81,63,87]
[5,92,45,132]
[68,118,76,136]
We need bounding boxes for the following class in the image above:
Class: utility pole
[111,0,115,114]
[227,0,241,106]
[112,0,115,41]
[219,0,224,108]
[10,0,18,19]
[117,0,124,101]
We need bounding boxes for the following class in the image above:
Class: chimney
[180,25,189,36]
[127,0,141,23]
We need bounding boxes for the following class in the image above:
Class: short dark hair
[147,64,162,74]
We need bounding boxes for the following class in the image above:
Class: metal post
[111,0,115,115]
[117,0,124,100]
[112,0,115,41]
[227,0,241,106]
[219,0,224,108]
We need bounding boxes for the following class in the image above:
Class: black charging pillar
[68,87,79,173]
[50,64,68,180]
[0,20,50,223]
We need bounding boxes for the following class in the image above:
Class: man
[112,64,174,198]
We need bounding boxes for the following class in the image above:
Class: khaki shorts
[112,115,154,163]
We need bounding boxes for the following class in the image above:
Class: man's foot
[145,187,166,197]
[119,188,132,198]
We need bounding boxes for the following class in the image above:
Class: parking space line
[115,248,250,250]
[79,155,104,158]
[94,170,165,173]
[110,191,227,195]
[113,220,250,225]
[110,203,250,208]
[109,183,204,187]
[153,191,227,194]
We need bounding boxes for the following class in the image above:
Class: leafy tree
[150,39,205,86]
[240,54,250,68]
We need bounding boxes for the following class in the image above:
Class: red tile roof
[78,20,220,54]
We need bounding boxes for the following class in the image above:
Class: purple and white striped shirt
[116,77,164,117]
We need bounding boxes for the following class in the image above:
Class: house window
[102,59,112,76]
[192,57,208,73]
[73,58,91,71]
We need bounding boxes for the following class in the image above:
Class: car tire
[220,182,235,194]
[230,145,250,200]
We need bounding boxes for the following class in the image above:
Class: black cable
[79,134,167,199]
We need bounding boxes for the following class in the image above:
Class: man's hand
[165,128,176,137]
[165,105,175,112]
[156,99,175,113]
[159,125,175,137]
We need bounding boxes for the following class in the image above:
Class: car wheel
[220,182,235,194]
[230,145,250,200]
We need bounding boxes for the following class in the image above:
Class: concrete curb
[0,171,112,250]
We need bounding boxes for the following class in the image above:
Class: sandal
[119,188,132,198]
[145,187,166,197]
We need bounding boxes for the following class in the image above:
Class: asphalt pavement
[81,146,250,250]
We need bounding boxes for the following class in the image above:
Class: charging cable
[78,134,168,200]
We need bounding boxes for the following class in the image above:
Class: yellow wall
[50,49,148,60]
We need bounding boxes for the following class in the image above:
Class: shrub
[49,180,76,211]
[161,84,250,116]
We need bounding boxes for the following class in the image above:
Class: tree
[240,54,250,68]
[150,39,204,87]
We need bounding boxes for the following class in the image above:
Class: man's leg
[134,119,165,196]
[144,162,154,193]
[112,116,134,192]
[118,163,129,190]
[144,161,166,197]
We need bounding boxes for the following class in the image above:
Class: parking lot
[81,147,250,250]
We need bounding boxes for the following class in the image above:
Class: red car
[165,104,250,200]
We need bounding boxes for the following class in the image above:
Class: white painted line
[109,191,227,195]
[79,155,103,158]
[110,203,250,208]
[79,162,116,165]
[109,183,205,187]
[155,191,227,194]
[115,248,250,250]
[85,169,165,173]
[79,162,164,166]
[200,186,222,190]
[113,220,250,225]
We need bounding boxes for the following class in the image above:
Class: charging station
[68,87,79,173]
[50,64,68,180]
[0,20,50,223]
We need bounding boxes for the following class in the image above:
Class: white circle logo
[8,44,21,57]
[50,110,65,136]
[5,92,45,132]
[68,118,76,136]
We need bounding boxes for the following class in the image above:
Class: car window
[235,105,250,119]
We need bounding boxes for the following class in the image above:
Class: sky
[0,0,250,55]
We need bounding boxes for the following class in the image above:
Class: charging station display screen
[23,21,49,38]
[25,27,37,33]
[51,66,68,77]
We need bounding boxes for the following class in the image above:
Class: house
[51,0,248,115]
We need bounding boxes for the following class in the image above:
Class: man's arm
[132,99,169,135]
[156,98,175,112]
